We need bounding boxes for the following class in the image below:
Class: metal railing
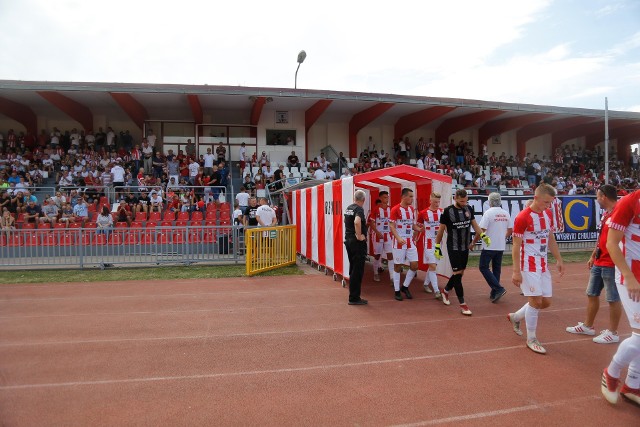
[0,226,243,269]
[245,225,296,276]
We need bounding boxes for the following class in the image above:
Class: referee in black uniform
[435,189,491,316]
[344,190,368,305]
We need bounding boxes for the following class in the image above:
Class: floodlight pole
[604,97,609,185]
[295,50,306,89]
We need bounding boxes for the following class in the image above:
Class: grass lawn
[0,251,591,285]
[0,264,303,285]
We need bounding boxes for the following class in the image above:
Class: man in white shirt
[472,192,513,302]
[236,187,250,214]
[313,167,327,180]
[203,148,215,176]
[188,157,200,184]
[147,129,157,148]
[325,165,336,180]
[256,198,277,227]
[106,127,116,148]
[239,142,247,171]
[111,159,126,197]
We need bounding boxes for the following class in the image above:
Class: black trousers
[345,238,367,302]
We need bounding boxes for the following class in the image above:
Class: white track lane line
[0,308,591,348]
[0,337,600,391]
[391,395,600,426]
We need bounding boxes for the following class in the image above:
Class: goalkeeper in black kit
[434,189,491,316]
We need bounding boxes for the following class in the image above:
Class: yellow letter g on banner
[564,199,589,231]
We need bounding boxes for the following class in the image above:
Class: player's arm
[354,214,365,241]
[548,231,564,276]
[471,218,490,247]
[607,228,640,302]
[388,220,405,246]
[511,235,523,286]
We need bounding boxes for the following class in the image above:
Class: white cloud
[0,0,638,113]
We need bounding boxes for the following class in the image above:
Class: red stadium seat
[21,222,36,230]
[59,233,74,246]
[177,211,190,221]
[115,222,128,228]
[79,232,92,245]
[38,222,52,229]
[187,228,202,243]
[140,231,155,244]
[7,234,23,246]
[93,234,107,245]
[172,231,185,244]
[175,220,188,227]
[145,221,158,228]
[53,222,67,229]
[68,221,82,229]
[163,211,176,221]
[156,232,169,244]
[109,233,123,245]
[148,212,161,221]
[85,222,97,229]
[219,211,231,221]
[130,222,143,229]
[42,232,57,246]
[205,211,217,221]
[191,211,203,222]
[135,212,147,222]
[160,220,173,227]
[124,232,138,245]
[25,233,39,246]
[203,229,216,243]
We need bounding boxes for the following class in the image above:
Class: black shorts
[448,250,469,272]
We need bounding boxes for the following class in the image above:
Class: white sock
[373,258,379,273]
[513,303,529,322]
[626,356,640,389]
[388,260,394,280]
[393,271,401,292]
[403,270,416,288]
[525,306,539,341]
[428,271,438,291]
[609,332,640,378]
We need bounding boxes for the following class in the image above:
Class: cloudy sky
[1,0,639,111]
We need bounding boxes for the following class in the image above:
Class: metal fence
[0,226,244,269]
[245,225,296,276]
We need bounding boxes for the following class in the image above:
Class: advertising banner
[466,195,601,242]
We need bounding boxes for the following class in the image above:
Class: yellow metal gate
[245,225,296,276]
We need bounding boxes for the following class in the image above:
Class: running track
[0,262,638,426]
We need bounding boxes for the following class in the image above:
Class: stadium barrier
[245,225,296,276]
[0,225,243,269]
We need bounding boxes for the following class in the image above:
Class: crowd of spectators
[306,137,640,196]
[0,127,234,229]
[2,126,639,232]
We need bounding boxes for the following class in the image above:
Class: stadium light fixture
[295,50,307,89]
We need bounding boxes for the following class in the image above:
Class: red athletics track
[0,262,638,426]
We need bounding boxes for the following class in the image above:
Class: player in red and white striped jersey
[367,191,393,283]
[601,189,640,405]
[416,192,443,298]
[389,188,424,301]
[507,183,564,355]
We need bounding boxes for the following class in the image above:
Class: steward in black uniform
[344,190,369,305]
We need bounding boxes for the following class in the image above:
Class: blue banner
[467,195,601,242]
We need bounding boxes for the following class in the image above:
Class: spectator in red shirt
[566,184,621,343]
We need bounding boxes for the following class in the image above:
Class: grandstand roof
[1,79,639,159]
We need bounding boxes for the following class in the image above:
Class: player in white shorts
[507,184,564,355]
[367,191,393,283]
[601,189,640,406]
[416,192,443,298]
[389,188,423,301]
